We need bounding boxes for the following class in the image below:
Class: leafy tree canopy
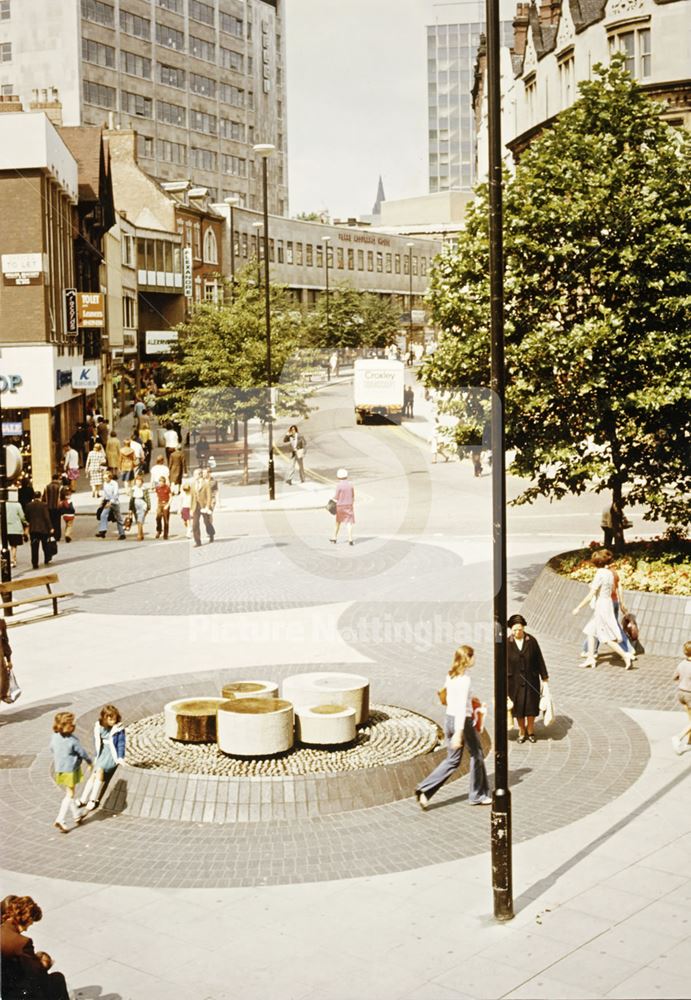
[306,283,401,350]
[423,58,691,534]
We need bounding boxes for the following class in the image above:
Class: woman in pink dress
[331,468,355,546]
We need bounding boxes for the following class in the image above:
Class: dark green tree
[306,284,401,350]
[423,58,691,546]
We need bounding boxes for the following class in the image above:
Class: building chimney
[512,3,531,58]
[0,94,23,114]
[538,0,560,27]
[28,86,63,126]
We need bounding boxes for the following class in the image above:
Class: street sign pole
[0,380,12,611]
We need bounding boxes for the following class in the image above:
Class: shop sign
[0,374,23,393]
[77,292,105,328]
[1,252,44,286]
[64,288,78,334]
[71,365,101,389]
[145,330,178,355]
[1,422,23,436]
[56,370,72,390]
[183,248,193,298]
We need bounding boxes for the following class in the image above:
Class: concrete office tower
[426,0,513,192]
[0,0,287,214]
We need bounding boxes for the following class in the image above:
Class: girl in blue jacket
[50,712,92,833]
[77,704,125,812]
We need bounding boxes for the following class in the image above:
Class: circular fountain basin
[282,673,370,724]
[164,698,227,743]
[217,697,294,757]
[295,704,357,746]
[220,680,279,701]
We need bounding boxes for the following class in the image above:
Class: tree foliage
[305,283,401,350]
[159,268,314,428]
[423,59,691,534]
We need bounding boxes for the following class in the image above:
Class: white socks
[56,795,71,825]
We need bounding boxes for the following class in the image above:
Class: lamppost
[486,0,513,922]
[0,383,11,596]
[224,194,240,299]
[253,143,276,501]
[406,242,415,357]
[252,221,263,289]
[322,235,331,348]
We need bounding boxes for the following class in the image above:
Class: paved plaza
[1,381,689,1000]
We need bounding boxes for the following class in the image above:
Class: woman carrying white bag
[507,613,550,743]
[0,618,21,704]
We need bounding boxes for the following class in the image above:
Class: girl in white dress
[572,549,634,670]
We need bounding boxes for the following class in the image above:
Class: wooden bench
[0,573,74,618]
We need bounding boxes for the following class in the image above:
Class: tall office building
[427,0,513,192]
[0,0,287,213]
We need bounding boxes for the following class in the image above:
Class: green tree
[306,284,401,350]
[423,58,691,546]
[159,268,314,435]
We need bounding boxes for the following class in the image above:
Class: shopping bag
[3,668,22,704]
[539,681,555,726]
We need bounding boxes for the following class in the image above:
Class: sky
[284,0,505,220]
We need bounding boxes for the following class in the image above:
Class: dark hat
[507,614,527,628]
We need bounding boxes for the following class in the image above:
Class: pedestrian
[50,711,92,833]
[430,432,439,464]
[42,473,63,541]
[96,471,126,540]
[415,644,492,809]
[24,492,55,569]
[164,422,180,463]
[572,549,634,670]
[0,618,14,703]
[139,417,153,473]
[62,444,80,492]
[96,417,110,448]
[69,422,88,466]
[167,445,187,493]
[105,430,121,475]
[149,453,170,486]
[330,468,355,546]
[17,475,34,513]
[470,446,483,478]
[154,476,171,539]
[507,614,549,743]
[118,438,137,491]
[5,497,28,568]
[581,555,635,662]
[195,434,210,469]
[180,478,192,538]
[129,474,150,542]
[76,704,125,811]
[672,641,691,755]
[58,488,75,543]
[84,441,107,497]
[283,424,306,484]
[191,469,215,547]
[130,434,145,475]
[1,895,70,1000]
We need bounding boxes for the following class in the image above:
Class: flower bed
[553,538,691,596]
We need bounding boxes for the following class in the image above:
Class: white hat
[336,468,348,479]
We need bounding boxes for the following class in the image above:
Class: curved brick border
[521,561,690,658]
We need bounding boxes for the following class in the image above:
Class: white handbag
[539,681,555,726]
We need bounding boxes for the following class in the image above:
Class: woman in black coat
[507,613,549,744]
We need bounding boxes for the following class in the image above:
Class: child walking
[77,704,125,811]
[180,478,192,538]
[50,712,92,833]
[672,641,691,755]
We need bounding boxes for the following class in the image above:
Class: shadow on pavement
[70,986,123,1000]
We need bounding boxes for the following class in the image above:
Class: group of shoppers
[5,476,74,570]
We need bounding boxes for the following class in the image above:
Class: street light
[253,142,276,501]
[486,0,513,921]
[406,242,415,357]
[252,221,263,289]
[0,383,11,600]
[224,194,240,299]
[322,236,331,347]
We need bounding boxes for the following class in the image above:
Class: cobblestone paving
[0,666,648,888]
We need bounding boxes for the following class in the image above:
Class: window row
[232,235,428,277]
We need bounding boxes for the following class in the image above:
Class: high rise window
[219,83,244,107]
[0,42,11,61]
[81,0,114,27]
[156,23,184,51]
[120,10,150,40]
[609,26,651,79]
[221,47,243,72]
[367,251,374,272]
[357,250,364,271]
[122,91,153,117]
[220,11,243,37]
[0,1,10,20]
[189,35,215,62]
[159,64,186,88]
[157,99,186,126]
[136,134,154,158]
[82,38,115,68]
[157,0,182,13]
[157,139,187,164]
[376,252,383,273]
[220,118,245,141]
[190,109,217,135]
[83,80,116,108]
[190,147,217,171]
[221,154,247,176]
[190,0,214,25]
[190,73,215,97]
[121,51,152,79]
[306,244,313,267]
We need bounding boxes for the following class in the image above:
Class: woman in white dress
[572,549,634,670]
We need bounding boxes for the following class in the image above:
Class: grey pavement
[1,380,688,1000]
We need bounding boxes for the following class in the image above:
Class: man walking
[25,492,55,568]
[62,443,80,492]
[168,446,187,493]
[283,425,306,485]
[42,473,63,542]
[191,469,215,547]
[96,471,126,540]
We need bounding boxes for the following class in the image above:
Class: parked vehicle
[353,359,405,424]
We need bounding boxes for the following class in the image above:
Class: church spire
[372,175,386,216]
